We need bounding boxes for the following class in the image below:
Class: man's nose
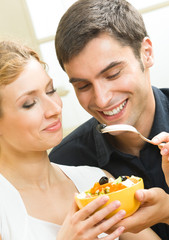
[93,84,112,109]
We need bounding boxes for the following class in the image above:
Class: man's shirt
[49,87,169,239]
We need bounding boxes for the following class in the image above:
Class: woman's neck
[0,150,58,190]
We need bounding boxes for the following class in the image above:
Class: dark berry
[121,176,127,181]
[99,176,109,185]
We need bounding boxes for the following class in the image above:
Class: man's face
[64,33,154,128]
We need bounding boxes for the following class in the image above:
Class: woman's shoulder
[56,164,108,192]
[57,164,105,177]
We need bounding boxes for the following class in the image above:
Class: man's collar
[92,86,169,166]
[150,87,169,138]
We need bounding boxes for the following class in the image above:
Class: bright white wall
[143,7,169,88]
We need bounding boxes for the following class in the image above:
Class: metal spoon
[96,123,164,146]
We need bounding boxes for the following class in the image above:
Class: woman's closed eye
[46,88,56,95]
[22,88,57,109]
[22,100,36,109]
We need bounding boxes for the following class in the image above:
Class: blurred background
[1,0,169,136]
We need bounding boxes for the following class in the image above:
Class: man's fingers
[134,188,156,203]
[152,132,169,144]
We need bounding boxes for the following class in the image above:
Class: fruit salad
[77,175,141,199]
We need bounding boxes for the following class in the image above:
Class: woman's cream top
[0,165,117,240]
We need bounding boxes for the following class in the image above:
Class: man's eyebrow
[69,61,124,83]
[69,77,88,83]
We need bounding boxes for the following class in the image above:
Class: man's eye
[78,84,90,90]
[46,88,56,95]
[107,71,121,79]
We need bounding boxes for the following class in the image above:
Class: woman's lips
[43,120,62,132]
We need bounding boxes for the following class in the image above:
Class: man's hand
[107,188,169,234]
[152,132,169,186]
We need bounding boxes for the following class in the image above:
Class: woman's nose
[44,96,62,118]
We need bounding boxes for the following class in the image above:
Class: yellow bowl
[75,178,144,219]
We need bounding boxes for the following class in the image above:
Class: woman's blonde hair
[0,40,46,116]
[0,40,46,86]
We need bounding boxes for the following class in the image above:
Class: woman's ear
[141,37,154,68]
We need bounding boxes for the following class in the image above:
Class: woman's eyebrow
[16,78,54,102]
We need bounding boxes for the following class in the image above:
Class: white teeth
[103,100,127,116]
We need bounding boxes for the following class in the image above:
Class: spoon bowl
[97,123,161,145]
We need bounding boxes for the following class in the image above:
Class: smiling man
[49,0,169,238]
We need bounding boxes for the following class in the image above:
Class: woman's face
[0,59,63,152]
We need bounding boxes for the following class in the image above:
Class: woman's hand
[152,132,169,186]
[57,195,126,240]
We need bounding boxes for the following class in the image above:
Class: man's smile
[101,100,127,116]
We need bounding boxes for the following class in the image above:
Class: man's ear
[141,37,154,68]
